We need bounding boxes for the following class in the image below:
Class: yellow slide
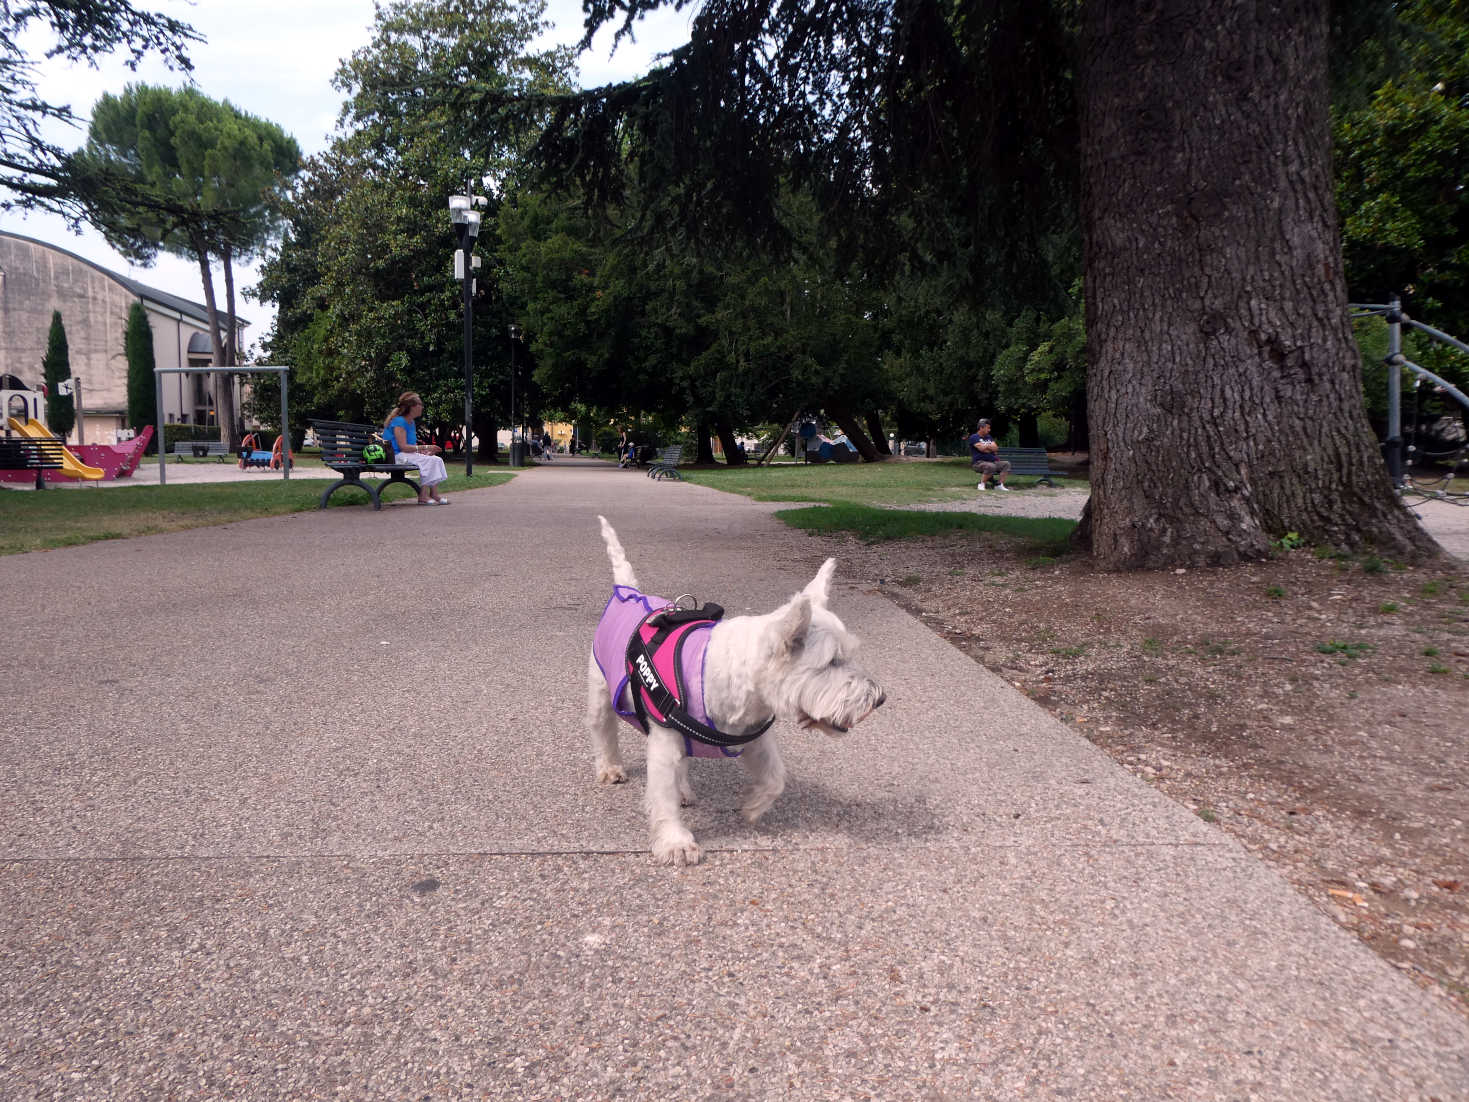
[6,417,105,480]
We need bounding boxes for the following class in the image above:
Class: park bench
[310,419,420,510]
[647,445,684,480]
[993,446,1057,486]
[0,435,66,490]
[171,440,231,461]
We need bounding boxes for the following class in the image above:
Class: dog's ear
[771,594,812,654]
[802,558,836,607]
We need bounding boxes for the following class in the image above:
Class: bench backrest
[994,447,1055,474]
[0,436,67,469]
[657,445,683,464]
[312,420,380,467]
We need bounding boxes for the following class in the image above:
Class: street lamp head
[463,209,481,238]
[509,324,521,340]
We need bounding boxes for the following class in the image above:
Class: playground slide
[5,417,105,480]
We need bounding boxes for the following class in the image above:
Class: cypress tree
[41,310,74,438]
[124,301,157,445]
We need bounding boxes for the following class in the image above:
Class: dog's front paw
[596,763,628,784]
[652,832,702,866]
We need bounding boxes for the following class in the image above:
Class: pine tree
[124,301,156,444]
[41,310,74,438]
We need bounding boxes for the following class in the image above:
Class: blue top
[967,432,998,462]
[385,415,417,457]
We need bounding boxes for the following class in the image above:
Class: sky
[0,0,694,353]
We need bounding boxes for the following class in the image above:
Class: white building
[0,231,247,442]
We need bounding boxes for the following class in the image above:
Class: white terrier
[588,515,886,865]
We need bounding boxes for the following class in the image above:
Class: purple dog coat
[593,585,742,758]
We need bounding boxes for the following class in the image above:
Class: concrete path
[2,459,1466,1100]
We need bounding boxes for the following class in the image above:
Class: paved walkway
[2,459,1466,1099]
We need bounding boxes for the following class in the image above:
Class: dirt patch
[798,515,1469,1015]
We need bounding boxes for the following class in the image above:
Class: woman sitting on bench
[384,391,450,505]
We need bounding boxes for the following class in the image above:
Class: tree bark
[714,416,745,465]
[218,243,240,445]
[189,233,238,446]
[695,422,717,464]
[864,409,892,456]
[826,406,879,461]
[1077,0,1441,568]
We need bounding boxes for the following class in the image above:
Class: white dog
[588,515,886,865]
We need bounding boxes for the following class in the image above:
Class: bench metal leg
[319,477,376,509]
[318,470,421,509]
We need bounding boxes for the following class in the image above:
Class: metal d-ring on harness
[625,595,775,749]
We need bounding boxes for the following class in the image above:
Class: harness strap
[626,610,773,748]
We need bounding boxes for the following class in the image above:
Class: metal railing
[1350,297,1468,506]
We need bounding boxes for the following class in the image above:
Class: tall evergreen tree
[475,0,1440,568]
[124,301,157,441]
[41,310,74,438]
[0,1,197,212]
[257,0,575,456]
[77,84,300,443]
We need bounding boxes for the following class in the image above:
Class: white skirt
[398,451,448,487]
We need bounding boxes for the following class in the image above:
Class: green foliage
[41,311,74,437]
[81,84,301,269]
[162,424,221,448]
[0,1,198,211]
[1315,640,1375,659]
[1335,0,1469,418]
[124,301,156,440]
[257,0,575,440]
[77,80,301,423]
[990,281,1087,447]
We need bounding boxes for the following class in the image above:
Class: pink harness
[593,585,772,758]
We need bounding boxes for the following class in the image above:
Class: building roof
[0,230,249,330]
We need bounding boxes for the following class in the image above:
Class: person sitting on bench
[967,418,1011,492]
[384,391,450,505]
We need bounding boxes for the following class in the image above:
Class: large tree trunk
[218,243,240,445]
[864,409,892,456]
[713,416,745,465]
[826,406,879,461]
[1077,0,1441,569]
[695,421,717,464]
[190,236,237,446]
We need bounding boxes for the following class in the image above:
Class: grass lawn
[680,457,1083,508]
[0,469,515,556]
[680,459,1082,551]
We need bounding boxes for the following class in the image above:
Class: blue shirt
[385,415,417,457]
[968,432,999,462]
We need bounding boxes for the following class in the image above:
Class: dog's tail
[598,515,639,589]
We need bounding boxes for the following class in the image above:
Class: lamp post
[508,323,521,467]
[449,192,485,476]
